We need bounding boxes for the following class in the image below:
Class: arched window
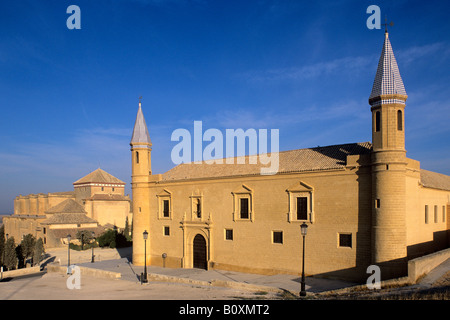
[136,151,139,164]
[375,111,381,132]
[397,110,403,131]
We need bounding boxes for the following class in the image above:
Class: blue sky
[0,0,449,213]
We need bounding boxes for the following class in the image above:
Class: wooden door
[193,234,207,270]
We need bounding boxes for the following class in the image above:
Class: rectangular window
[240,198,249,219]
[164,226,170,236]
[397,110,403,131]
[434,205,438,223]
[375,111,381,132]
[339,234,352,248]
[425,205,429,224]
[375,199,381,208]
[296,197,308,220]
[225,229,233,241]
[273,231,283,244]
[443,206,446,223]
[163,200,170,218]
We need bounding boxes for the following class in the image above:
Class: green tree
[124,217,131,241]
[33,238,45,266]
[20,234,36,267]
[0,225,5,267]
[97,229,117,248]
[4,237,17,270]
[76,230,94,250]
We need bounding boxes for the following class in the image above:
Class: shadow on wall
[407,230,449,261]
[312,230,449,283]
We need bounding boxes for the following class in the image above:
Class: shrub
[97,229,131,248]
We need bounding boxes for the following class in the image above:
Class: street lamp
[67,234,71,274]
[300,223,308,297]
[91,231,95,263]
[142,230,148,283]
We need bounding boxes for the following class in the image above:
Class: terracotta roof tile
[162,142,372,181]
[73,168,125,185]
[89,194,130,201]
[45,199,86,214]
[420,169,450,191]
[41,213,97,225]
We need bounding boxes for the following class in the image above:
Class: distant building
[3,168,132,247]
[131,32,450,281]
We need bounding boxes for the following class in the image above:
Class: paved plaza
[0,247,448,301]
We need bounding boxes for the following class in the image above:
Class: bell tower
[369,31,408,279]
[130,99,152,267]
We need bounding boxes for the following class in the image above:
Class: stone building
[130,32,450,282]
[4,168,132,248]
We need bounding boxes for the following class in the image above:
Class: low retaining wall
[46,264,121,280]
[320,247,450,296]
[0,266,42,279]
[408,247,450,283]
[147,273,282,294]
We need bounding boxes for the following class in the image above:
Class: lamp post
[142,230,148,283]
[91,231,95,263]
[67,234,71,274]
[300,223,308,297]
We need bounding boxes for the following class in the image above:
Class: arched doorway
[193,234,207,270]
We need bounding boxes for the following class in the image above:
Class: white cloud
[397,42,448,65]
[240,55,377,83]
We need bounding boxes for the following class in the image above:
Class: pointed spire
[130,99,152,147]
[369,32,407,103]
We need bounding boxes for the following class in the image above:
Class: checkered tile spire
[369,32,407,102]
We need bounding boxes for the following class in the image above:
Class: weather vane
[382,16,394,33]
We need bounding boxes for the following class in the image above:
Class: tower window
[375,111,381,132]
[397,110,403,131]
[375,199,381,208]
[434,205,438,223]
[164,226,170,236]
[136,151,139,164]
[425,205,429,224]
